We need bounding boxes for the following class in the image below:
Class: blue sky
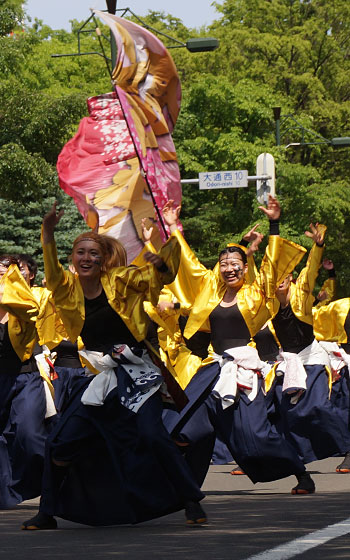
[25,1,220,30]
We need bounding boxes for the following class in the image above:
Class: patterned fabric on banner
[57,12,182,263]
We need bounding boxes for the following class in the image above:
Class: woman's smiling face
[219,252,247,289]
[72,240,104,280]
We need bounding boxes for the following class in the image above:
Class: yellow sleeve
[166,228,208,308]
[42,236,85,343]
[131,241,156,267]
[255,236,307,300]
[246,254,258,285]
[238,236,307,334]
[0,264,39,360]
[291,241,325,324]
[0,264,39,322]
[313,297,350,343]
[314,276,336,308]
[104,236,181,341]
[32,286,68,349]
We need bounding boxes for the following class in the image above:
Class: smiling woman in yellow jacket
[155,197,316,494]
[22,202,206,531]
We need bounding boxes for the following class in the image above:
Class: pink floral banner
[57,13,182,263]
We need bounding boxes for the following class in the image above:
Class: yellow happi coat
[0,264,39,361]
[152,229,306,389]
[42,235,181,345]
[265,234,330,392]
[313,298,350,344]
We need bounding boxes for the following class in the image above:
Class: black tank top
[0,322,22,373]
[272,303,314,353]
[253,325,279,362]
[209,303,251,355]
[53,340,82,368]
[80,289,140,353]
[0,322,36,374]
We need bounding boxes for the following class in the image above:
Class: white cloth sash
[276,339,330,402]
[34,349,57,419]
[211,346,269,409]
[80,351,119,406]
[80,346,163,412]
[318,341,350,373]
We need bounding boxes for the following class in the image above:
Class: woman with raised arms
[22,202,205,530]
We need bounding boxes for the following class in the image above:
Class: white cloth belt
[211,346,269,409]
[80,346,163,412]
[276,339,330,402]
[318,341,350,373]
[43,381,57,418]
[34,349,57,419]
[80,351,119,407]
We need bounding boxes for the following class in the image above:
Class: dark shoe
[21,512,57,530]
[336,452,350,473]
[185,501,207,525]
[230,467,246,475]
[291,472,315,495]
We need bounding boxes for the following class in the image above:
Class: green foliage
[0,193,86,281]
[0,0,349,298]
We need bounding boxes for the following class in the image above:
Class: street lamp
[52,2,219,72]
[273,107,350,149]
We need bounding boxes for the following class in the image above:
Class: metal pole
[106,0,117,68]
[273,107,281,146]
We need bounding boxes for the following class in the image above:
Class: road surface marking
[245,517,350,560]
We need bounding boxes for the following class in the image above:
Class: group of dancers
[1,195,350,530]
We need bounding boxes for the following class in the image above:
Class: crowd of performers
[1,195,350,530]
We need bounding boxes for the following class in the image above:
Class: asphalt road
[1,457,350,560]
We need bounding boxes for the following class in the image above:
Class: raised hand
[247,231,265,256]
[304,223,325,246]
[258,195,281,221]
[42,202,64,244]
[242,223,261,243]
[157,300,175,315]
[317,289,329,302]
[162,200,181,232]
[141,218,154,243]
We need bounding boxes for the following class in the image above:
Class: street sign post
[256,153,275,204]
[198,170,248,190]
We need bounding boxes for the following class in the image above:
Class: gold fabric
[286,243,325,325]
[313,298,350,343]
[167,229,307,340]
[42,235,181,343]
[130,242,156,268]
[264,362,279,393]
[0,265,39,361]
[314,277,336,309]
[31,286,67,349]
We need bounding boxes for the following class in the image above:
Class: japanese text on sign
[198,170,248,190]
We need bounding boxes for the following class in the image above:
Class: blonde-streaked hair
[72,232,127,270]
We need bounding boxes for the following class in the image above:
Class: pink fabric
[57,14,182,261]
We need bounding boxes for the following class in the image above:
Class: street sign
[199,170,248,190]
